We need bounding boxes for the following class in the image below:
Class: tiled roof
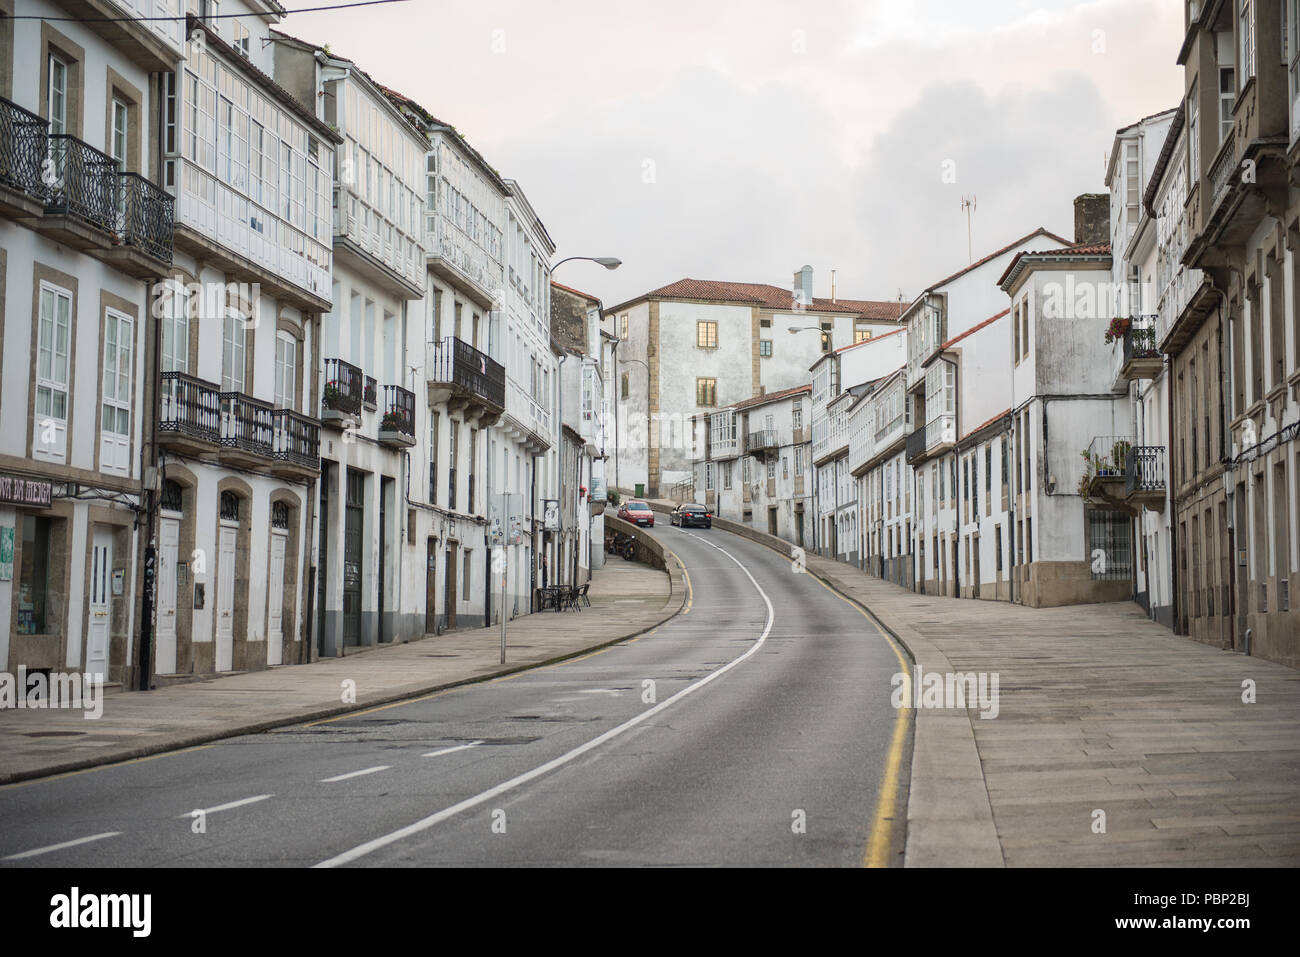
[732,383,811,411]
[609,278,904,319]
[1144,99,1186,216]
[551,280,601,304]
[938,309,1009,351]
[996,240,1113,289]
[961,408,1012,442]
[832,326,905,354]
[911,227,1072,307]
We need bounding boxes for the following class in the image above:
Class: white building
[693,384,813,544]
[272,34,428,654]
[605,270,902,498]
[0,0,184,687]
[1109,107,1180,629]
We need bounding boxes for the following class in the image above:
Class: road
[0,525,913,867]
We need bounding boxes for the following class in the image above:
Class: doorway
[216,521,236,672]
[444,544,458,630]
[343,469,364,646]
[157,515,180,674]
[267,528,287,665]
[87,527,112,681]
[426,538,438,633]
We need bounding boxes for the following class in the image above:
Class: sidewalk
[806,555,1300,867]
[0,559,681,785]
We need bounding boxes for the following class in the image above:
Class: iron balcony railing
[429,336,506,409]
[158,371,221,442]
[380,384,416,439]
[1124,445,1166,497]
[1085,435,1134,480]
[272,408,321,470]
[220,392,275,457]
[1122,315,1160,364]
[745,429,778,453]
[323,357,364,415]
[905,424,926,464]
[118,171,174,263]
[45,134,119,232]
[363,374,378,410]
[0,95,48,199]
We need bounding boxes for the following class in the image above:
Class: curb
[646,501,1002,867]
[0,559,690,788]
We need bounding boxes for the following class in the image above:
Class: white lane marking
[315,532,774,868]
[422,742,482,758]
[3,831,122,860]
[178,794,273,818]
[321,766,390,783]
[578,689,622,697]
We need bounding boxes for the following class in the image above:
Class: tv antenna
[961,195,977,264]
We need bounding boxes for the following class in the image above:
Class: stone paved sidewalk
[0,559,681,785]
[806,556,1300,867]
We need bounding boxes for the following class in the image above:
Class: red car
[618,500,655,527]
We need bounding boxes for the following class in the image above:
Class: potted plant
[380,411,405,432]
[1077,473,1092,497]
[1111,440,1133,473]
[1104,316,1131,345]
[322,381,341,407]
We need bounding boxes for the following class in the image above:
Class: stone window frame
[93,291,141,477]
[28,263,79,463]
[104,67,143,174]
[39,22,84,139]
[275,312,305,412]
[0,0,14,101]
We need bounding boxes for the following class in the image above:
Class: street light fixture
[552,256,622,273]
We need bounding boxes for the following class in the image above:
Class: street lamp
[552,256,622,273]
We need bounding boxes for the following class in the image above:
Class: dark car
[670,504,712,528]
[618,500,655,527]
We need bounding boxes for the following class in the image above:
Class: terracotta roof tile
[610,278,904,319]
[731,383,812,411]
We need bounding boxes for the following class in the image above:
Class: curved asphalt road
[0,525,913,867]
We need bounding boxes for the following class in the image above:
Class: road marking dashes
[178,794,273,817]
[321,767,390,783]
[3,831,122,860]
[422,742,482,758]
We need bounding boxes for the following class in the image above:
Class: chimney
[792,265,814,305]
[1073,193,1109,246]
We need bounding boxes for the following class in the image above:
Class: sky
[285,0,1186,307]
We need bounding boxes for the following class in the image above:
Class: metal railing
[1122,315,1160,363]
[0,95,48,199]
[745,429,778,453]
[118,172,174,263]
[1124,445,1166,496]
[429,336,506,408]
[380,384,415,438]
[1085,435,1134,480]
[323,357,364,415]
[158,371,220,442]
[220,391,274,457]
[45,134,119,232]
[363,374,378,410]
[1208,135,1238,210]
[905,424,926,463]
[272,408,320,470]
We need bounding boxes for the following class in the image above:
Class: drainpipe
[138,277,160,691]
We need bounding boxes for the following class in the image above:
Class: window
[463,550,473,600]
[1289,0,1300,138]
[221,314,246,393]
[759,339,772,358]
[696,321,718,349]
[854,327,872,343]
[111,98,128,164]
[792,404,803,430]
[274,332,296,409]
[1125,143,1140,237]
[1219,66,1237,143]
[48,55,68,135]
[17,517,54,635]
[448,421,459,509]
[101,310,133,473]
[428,411,439,505]
[820,331,832,353]
[620,372,629,399]
[1187,80,1200,182]
[696,378,717,407]
[620,314,628,340]
[1088,509,1132,580]
[36,282,72,457]
[160,282,189,373]
[232,20,250,56]
[1240,0,1255,87]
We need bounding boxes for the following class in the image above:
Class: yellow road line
[0,743,216,791]
[805,569,911,867]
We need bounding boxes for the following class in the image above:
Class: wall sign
[0,526,12,581]
[0,475,52,509]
